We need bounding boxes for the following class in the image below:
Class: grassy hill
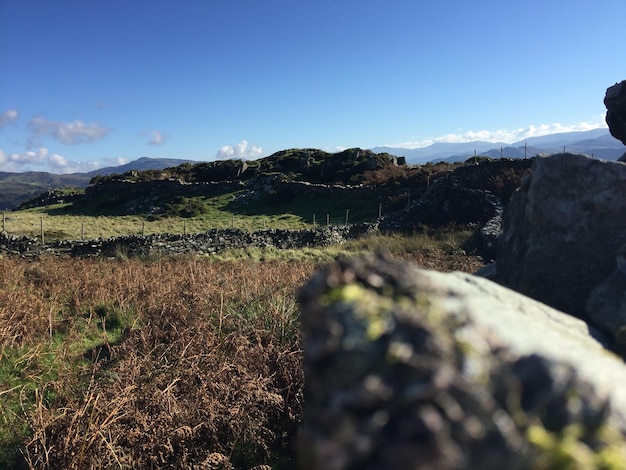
[3,148,533,242]
[4,149,408,238]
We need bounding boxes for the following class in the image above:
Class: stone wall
[0,223,379,258]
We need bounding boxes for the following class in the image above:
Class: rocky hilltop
[4,147,536,262]
[19,147,531,226]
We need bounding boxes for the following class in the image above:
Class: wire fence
[2,193,414,242]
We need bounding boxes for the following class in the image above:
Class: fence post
[345,209,349,226]
[231,215,234,229]
[183,220,187,236]
[326,213,330,226]
[81,222,85,240]
[40,217,44,245]
[142,221,146,237]
[313,213,316,227]
[378,203,382,220]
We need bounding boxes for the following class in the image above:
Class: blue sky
[1,0,624,173]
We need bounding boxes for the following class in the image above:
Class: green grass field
[2,188,387,241]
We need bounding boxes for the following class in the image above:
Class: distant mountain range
[82,156,196,177]
[2,130,624,210]
[372,128,625,164]
[0,157,194,210]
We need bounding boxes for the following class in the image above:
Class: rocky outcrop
[379,178,502,231]
[298,253,626,469]
[605,81,626,146]
[497,153,626,321]
[378,158,531,260]
[586,243,626,344]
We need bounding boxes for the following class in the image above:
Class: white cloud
[0,146,106,174]
[148,130,167,145]
[389,121,608,149]
[324,146,347,153]
[8,147,50,165]
[0,109,18,128]
[216,140,263,160]
[0,147,51,172]
[29,116,110,145]
[47,153,72,170]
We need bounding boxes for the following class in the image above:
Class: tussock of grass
[212,227,482,271]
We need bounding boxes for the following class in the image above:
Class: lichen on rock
[298,253,626,469]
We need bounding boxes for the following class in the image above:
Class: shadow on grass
[224,192,383,225]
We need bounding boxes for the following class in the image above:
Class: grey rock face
[587,269,626,342]
[587,241,626,340]
[497,153,626,320]
[298,253,626,470]
[605,81,626,145]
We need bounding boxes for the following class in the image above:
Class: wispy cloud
[2,146,50,165]
[28,116,111,145]
[388,121,608,149]
[216,140,263,160]
[0,109,18,128]
[148,130,167,145]
[0,146,106,174]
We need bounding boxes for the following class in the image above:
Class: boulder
[605,81,626,145]
[461,212,502,262]
[298,253,626,469]
[497,153,626,320]
[587,242,626,342]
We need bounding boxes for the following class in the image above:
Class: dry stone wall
[0,223,378,258]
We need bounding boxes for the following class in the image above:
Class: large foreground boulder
[298,253,626,469]
[497,153,626,321]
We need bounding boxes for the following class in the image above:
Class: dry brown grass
[0,243,484,469]
[1,257,314,469]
